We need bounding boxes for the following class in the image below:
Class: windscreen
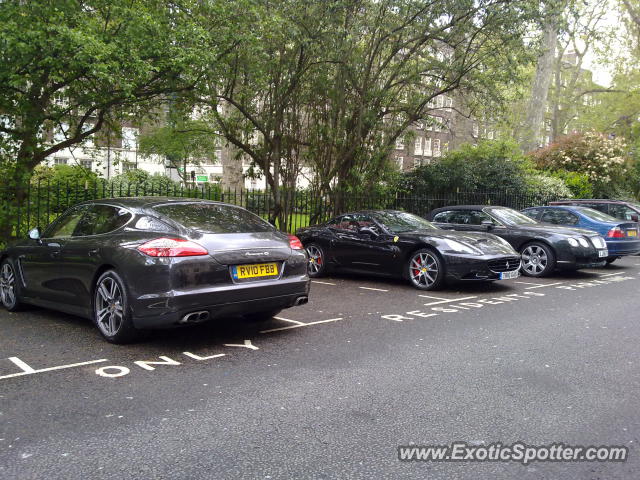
[153,203,274,234]
[489,208,538,226]
[371,211,437,233]
[574,207,619,223]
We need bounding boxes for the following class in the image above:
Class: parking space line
[273,316,306,326]
[524,282,563,289]
[597,272,624,277]
[312,280,336,286]
[514,281,543,286]
[0,358,108,380]
[422,296,478,306]
[418,295,448,301]
[359,286,389,292]
[260,318,343,334]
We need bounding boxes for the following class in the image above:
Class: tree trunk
[522,21,558,153]
[219,142,245,192]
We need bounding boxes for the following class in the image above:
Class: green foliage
[107,170,182,195]
[30,164,99,187]
[530,132,631,197]
[547,170,594,198]
[400,140,537,194]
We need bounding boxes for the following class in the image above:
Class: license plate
[598,250,608,257]
[232,263,279,279]
[628,230,637,237]
[499,270,520,280]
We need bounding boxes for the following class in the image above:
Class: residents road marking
[524,282,563,289]
[260,318,343,334]
[421,296,478,306]
[273,316,306,326]
[0,357,108,380]
[312,280,336,286]
[515,281,543,286]
[418,295,448,301]
[359,286,389,292]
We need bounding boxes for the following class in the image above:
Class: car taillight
[607,227,625,238]
[137,238,208,257]
[288,234,304,250]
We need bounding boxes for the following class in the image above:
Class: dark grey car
[0,198,310,343]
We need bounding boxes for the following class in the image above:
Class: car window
[153,202,274,234]
[327,214,359,232]
[468,210,497,225]
[573,207,618,223]
[74,205,132,236]
[43,206,87,239]
[370,211,436,233]
[489,208,537,226]
[608,204,638,221]
[540,209,579,226]
[432,211,455,223]
[522,208,541,220]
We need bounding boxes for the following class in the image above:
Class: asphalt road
[1,258,640,479]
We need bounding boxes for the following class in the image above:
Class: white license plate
[500,270,520,280]
[598,250,608,258]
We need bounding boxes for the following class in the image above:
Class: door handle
[89,249,99,257]
[50,250,60,258]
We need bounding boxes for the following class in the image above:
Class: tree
[0,0,239,239]
[138,117,220,186]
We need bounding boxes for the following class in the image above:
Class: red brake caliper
[413,256,421,277]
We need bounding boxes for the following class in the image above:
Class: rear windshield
[153,203,274,234]
[574,207,618,223]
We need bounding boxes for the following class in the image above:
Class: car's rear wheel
[305,243,326,277]
[520,242,556,277]
[407,248,444,290]
[94,270,138,344]
[244,309,282,322]
[0,259,22,311]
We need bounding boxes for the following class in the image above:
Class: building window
[414,137,423,156]
[487,130,494,140]
[396,156,404,170]
[445,97,453,111]
[433,139,441,157]
[122,127,138,150]
[80,159,92,169]
[396,137,405,150]
[81,123,94,147]
[436,96,444,108]
[413,158,422,168]
[415,121,424,130]
[54,157,68,165]
[53,123,69,143]
[122,162,135,172]
[545,119,551,132]
[433,117,442,132]
[424,137,432,156]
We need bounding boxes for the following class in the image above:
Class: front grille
[590,236,606,249]
[488,256,521,273]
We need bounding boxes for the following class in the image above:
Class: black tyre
[305,243,327,278]
[407,248,445,290]
[244,309,282,322]
[0,259,23,312]
[93,270,138,344]
[520,242,556,277]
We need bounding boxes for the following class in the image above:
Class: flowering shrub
[530,132,630,197]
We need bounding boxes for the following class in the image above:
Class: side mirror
[28,227,41,240]
[358,226,379,237]
[632,214,639,223]
[481,220,494,230]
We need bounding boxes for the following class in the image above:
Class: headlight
[591,236,606,249]
[444,239,481,255]
[567,238,579,247]
[578,237,589,248]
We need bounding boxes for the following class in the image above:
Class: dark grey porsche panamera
[0,198,310,343]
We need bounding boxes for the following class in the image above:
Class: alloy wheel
[409,251,439,288]
[0,263,16,308]
[306,245,323,275]
[95,277,124,337]
[521,245,548,275]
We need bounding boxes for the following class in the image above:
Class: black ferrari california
[0,198,310,343]
[427,205,608,277]
[296,210,521,290]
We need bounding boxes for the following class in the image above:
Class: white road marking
[418,295,448,301]
[358,286,389,292]
[0,357,108,380]
[312,280,336,286]
[223,340,259,350]
[422,296,478,306]
[597,272,624,277]
[260,318,343,333]
[514,281,543,286]
[273,316,306,326]
[524,282,563,289]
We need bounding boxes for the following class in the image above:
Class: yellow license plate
[628,230,637,237]
[232,263,279,279]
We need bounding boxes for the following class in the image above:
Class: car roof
[429,205,499,213]
[550,199,630,204]
[76,197,233,210]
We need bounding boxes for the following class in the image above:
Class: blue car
[522,205,640,264]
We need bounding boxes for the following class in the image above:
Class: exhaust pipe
[180,310,210,323]
[293,296,308,306]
